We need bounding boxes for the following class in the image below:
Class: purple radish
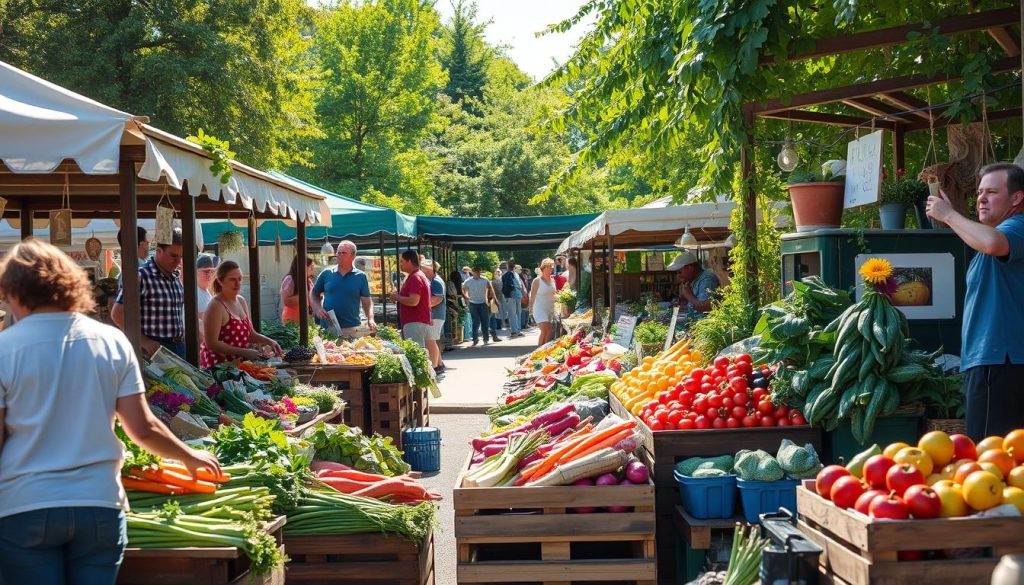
[595,473,619,486]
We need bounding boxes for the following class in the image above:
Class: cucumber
[882,384,900,415]
[807,356,836,381]
[837,382,861,420]
[850,408,866,445]
[856,307,874,342]
[857,346,876,382]
[886,363,928,384]
[863,379,891,437]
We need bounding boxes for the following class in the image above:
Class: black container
[759,509,822,585]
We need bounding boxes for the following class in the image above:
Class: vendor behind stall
[200,261,282,367]
[926,162,1024,439]
[666,251,720,318]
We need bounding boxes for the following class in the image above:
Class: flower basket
[296,405,319,424]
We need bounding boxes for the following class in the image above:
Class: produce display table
[797,479,1024,585]
[453,455,657,585]
[118,516,286,585]
[284,530,435,585]
[609,391,823,581]
[285,402,346,437]
[288,364,373,429]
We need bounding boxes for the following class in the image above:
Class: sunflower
[859,258,893,285]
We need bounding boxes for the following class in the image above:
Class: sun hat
[666,251,699,271]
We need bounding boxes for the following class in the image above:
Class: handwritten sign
[844,130,884,208]
[612,315,638,347]
[663,306,680,353]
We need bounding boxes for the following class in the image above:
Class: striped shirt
[115,259,185,340]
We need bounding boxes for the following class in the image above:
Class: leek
[464,430,547,487]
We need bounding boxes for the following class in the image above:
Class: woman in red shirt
[201,261,282,367]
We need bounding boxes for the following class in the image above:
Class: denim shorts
[0,507,127,585]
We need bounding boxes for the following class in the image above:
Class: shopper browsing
[421,258,447,372]
[390,250,433,349]
[501,260,525,338]
[310,240,377,335]
[926,162,1024,439]
[529,258,558,346]
[280,254,315,324]
[463,266,497,346]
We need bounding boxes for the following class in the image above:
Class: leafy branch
[187,128,236,185]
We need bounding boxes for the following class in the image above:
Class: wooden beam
[119,159,142,358]
[750,56,1020,114]
[759,8,1019,64]
[760,109,895,129]
[248,215,261,331]
[297,220,309,348]
[894,124,907,173]
[607,229,616,322]
[906,106,1023,132]
[988,26,1021,57]
[379,231,388,326]
[19,202,32,240]
[841,97,912,119]
[181,187,200,366]
[877,92,936,120]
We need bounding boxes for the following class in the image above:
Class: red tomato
[655,410,670,423]
[694,416,710,430]
[713,356,730,369]
[700,383,714,394]
[678,392,694,408]
[733,392,749,406]
[742,415,758,427]
[776,418,791,427]
[756,400,774,414]
[663,422,677,430]
[678,418,695,430]
[686,411,698,421]
[650,419,665,431]
[667,401,681,411]
[708,393,723,408]
[731,406,747,419]
[683,378,699,393]
[726,417,740,428]
[735,353,752,364]
[667,411,684,425]
[712,417,726,429]
[760,415,777,427]
[658,391,671,404]
[701,375,714,385]
[721,396,734,409]
[729,377,749,392]
[752,388,768,403]
[726,366,741,378]
[736,361,753,376]
[646,400,660,412]
[713,375,726,386]
[706,407,719,420]
[641,408,652,420]
[692,397,708,413]
[760,367,772,378]
[791,413,807,425]
[690,368,705,380]
[669,387,683,401]
[773,405,789,419]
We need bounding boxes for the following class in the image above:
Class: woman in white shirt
[530,257,558,347]
[0,239,220,583]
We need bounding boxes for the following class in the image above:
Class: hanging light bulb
[777,139,800,171]
[320,239,334,256]
[676,225,697,248]
[724,232,737,248]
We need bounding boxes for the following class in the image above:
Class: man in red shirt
[390,250,433,349]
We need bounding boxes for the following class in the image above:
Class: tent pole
[248,216,261,331]
[394,234,401,329]
[297,221,309,347]
[19,201,32,240]
[589,237,597,326]
[379,231,387,326]
[118,155,142,358]
[608,229,616,323]
[181,187,199,365]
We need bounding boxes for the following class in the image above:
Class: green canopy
[415,213,599,251]
[200,172,417,245]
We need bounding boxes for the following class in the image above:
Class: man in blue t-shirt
[927,162,1024,440]
[311,240,377,336]
[421,258,447,373]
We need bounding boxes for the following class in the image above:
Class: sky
[433,0,593,82]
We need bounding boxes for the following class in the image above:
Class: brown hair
[212,260,241,294]
[0,239,96,313]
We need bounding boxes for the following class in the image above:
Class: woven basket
[893,402,927,417]
[924,418,967,435]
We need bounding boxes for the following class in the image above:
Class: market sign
[612,314,638,347]
[844,130,884,208]
[663,307,680,353]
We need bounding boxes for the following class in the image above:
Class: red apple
[830,476,867,509]
[903,484,942,519]
[950,434,978,462]
[886,463,925,496]
[870,494,910,519]
[816,465,851,500]
[863,455,897,489]
[854,489,888,515]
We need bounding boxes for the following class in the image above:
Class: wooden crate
[797,479,1024,585]
[290,364,372,430]
[370,382,417,446]
[119,517,286,585]
[284,530,434,585]
[454,455,657,585]
[412,384,430,428]
[609,391,823,582]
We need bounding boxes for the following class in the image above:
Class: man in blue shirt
[311,240,377,336]
[927,162,1024,440]
[667,251,720,319]
[422,258,447,373]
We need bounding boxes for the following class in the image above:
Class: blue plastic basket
[736,478,799,523]
[402,427,441,472]
[673,470,737,519]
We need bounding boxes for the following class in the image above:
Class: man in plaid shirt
[112,228,186,357]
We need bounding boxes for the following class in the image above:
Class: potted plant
[785,164,846,232]
[879,169,928,230]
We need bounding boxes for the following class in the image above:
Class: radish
[573,478,595,486]
[625,460,649,484]
[595,473,619,486]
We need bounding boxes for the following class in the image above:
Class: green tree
[0,0,319,170]
[440,0,490,112]
[305,0,447,214]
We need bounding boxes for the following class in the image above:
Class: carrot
[317,469,391,483]
[554,421,636,464]
[352,478,432,500]
[320,476,377,494]
[122,476,195,495]
[130,467,218,494]
[160,462,230,483]
[557,427,634,464]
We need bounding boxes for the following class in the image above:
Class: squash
[891,281,931,306]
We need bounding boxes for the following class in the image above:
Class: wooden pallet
[454,455,657,585]
[283,530,434,585]
[797,479,1024,584]
[370,382,418,446]
[290,364,372,430]
[119,517,286,585]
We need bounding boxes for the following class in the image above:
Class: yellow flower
[859,258,893,284]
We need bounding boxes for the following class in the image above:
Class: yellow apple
[884,442,912,460]
[1003,486,1024,514]
[933,482,968,517]
[894,447,934,478]
[919,431,955,468]
[963,470,1003,511]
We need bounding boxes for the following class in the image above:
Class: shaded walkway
[432,326,540,409]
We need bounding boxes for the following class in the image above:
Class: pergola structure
[737,5,1023,298]
[0,60,329,362]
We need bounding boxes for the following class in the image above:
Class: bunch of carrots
[311,461,441,504]
[237,361,278,381]
[122,461,231,495]
[516,418,638,486]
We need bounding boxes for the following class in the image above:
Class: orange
[918,431,955,467]
[1003,486,1024,514]
[1004,430,1024,464]
[963,470,1003,511]
[1008,466,1024,490]
[979,461,1005,480]
[977,436,1005,454]
[954,462,984,485]
[979,449,1015,478]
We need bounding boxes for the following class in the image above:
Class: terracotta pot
[787,182,845,232]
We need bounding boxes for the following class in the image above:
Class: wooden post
[379,231,388,325]
[118,157,142,357]
[740,107,760,306]
[297,220,309,348]
[893,123,906,172]
[181,186,199,365]
[19,202,32,240]
[248,216,261,331]
[608,229,616,321]
[589,237,598,326]
[394,234,402,329]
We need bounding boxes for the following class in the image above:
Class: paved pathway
[432,326,540,409]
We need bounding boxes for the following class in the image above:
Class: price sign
[844,130,884,208]
[663,306,680,353]
[612,315,638,347]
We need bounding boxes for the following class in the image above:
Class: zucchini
[886,363,928,384]
[837,383,861,420]
[807,356,835,381]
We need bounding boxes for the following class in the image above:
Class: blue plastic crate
[736,478,799,523]
[402,427,441,472]
[673,470,737,520]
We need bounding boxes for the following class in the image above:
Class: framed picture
[853,253,956,320]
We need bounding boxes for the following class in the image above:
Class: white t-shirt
[198,287,214,314]
[0,312,145,518]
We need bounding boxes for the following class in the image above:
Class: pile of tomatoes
[639,354,807,431]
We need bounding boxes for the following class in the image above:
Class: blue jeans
[503,297,522,334]
[469,302,491,342]
[160,339,185,358]
[0,507,127,585]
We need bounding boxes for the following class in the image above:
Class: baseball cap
[196,253,219,269]
[421,259,434,269]
[666,251,698,271]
